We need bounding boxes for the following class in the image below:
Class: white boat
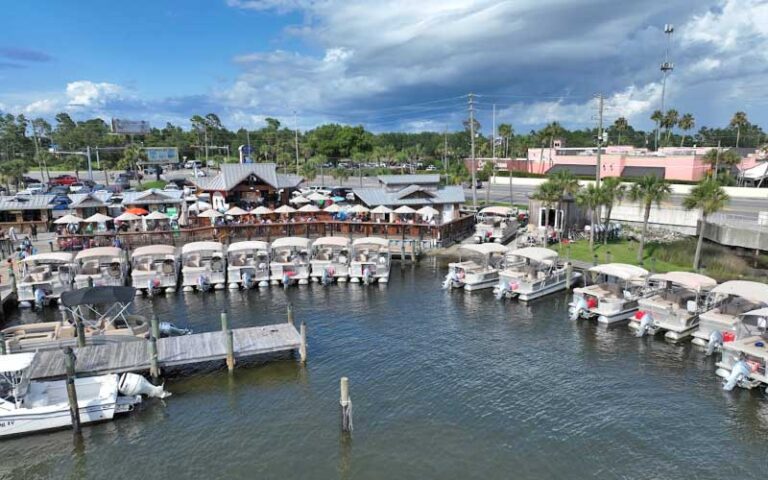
[691,281,768,353]
[269,237,311,286]
[568,263,651,325]
[74,247,129,289]
[474,206,518,243]
[628,272,718,342]
[493,247,580,301]
[0,352,168,438]
[310,237,351,284]
[131,245,179,295]
[443,243,508,291]
[181,241,226,292]
[227,241,270,289]
[716,308,768,390]
[349,237,391,284]
[16,252,77,308]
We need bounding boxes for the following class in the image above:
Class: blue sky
[2,0,767,134]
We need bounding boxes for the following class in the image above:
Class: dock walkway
[28,323,302,380]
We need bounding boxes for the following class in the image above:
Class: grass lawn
[138,180,167,191]
[552,238,692,273]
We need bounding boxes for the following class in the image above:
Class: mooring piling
[63,347,81,433]
[149,335,161,382]
[151,314,161,340]
[299,322,307,363]
[565,262,573,289]
[221,311,235,371]
[340,376,353,433]
[287,303,294,326]
[0,336,6,355]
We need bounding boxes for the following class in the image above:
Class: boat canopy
[650,271,717,290]
[75,247,123,260]
[742,307,768,318]
[61,286,137,307]
[479,206,515,216]
[352,237,389,247]
[313,237,351,248]
[21,252,74,264]
[710,280,768,304]
[132,245,177,257]
[271,237,311,249]
[181,241,224,254]
[460,243,509,256]
[508,247,558,263]
[588,263,648,281]
[228,241,270,253]
[0,352,36,373]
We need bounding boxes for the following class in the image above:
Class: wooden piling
[565,263,573,289]
[87,277,94,288]
[593,254,598,266]
[605,250,612,264]
[0,336,6,355]
[63,347,81,433]
[151,314,161,340]
[75,318,86,348]
[149,335,161,382]
[221,311,235,371]
[299,322,307,363]
[287,303,294,326]
[340,376,353,433]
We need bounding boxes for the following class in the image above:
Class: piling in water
[287,303,294,326]
[75,318,86,348]
[151,314,161,340]
[221,311,235,371]
[565,263,573,289]
[149,335,160,382]
[340,376,353,433]
[63,347,81,433]
[299,322,307,364]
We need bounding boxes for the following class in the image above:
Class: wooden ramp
[28,323,302,380]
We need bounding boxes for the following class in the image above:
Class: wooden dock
[28,323,303,380]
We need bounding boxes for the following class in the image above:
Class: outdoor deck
[28,323,302,380]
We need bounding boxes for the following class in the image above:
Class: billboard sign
[111,118,150,135]
[144,147,179,164]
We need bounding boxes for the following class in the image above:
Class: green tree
[683,178,729,269]
[628,175,672,263]
[599,177,626,245]
[331,167,350,185]
[702,148,741,181]
[497,123,513,157]
[613,117,629,145]
[662,109,679,145]
[575,184,603,251]
[550,170,580,236]
[531,180,561,238]
[650,110,663,149]
[730,111,748,148]
[119,144,145,185]
[678,113,695,147]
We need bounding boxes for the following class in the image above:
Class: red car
[49,175,78,186]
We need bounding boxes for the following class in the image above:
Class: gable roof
[0,195,56,211]
[69,192,112,208]
[121,189,182,206]
[194,163,302,191]
[394,184,438,200]
[377,174,440,185]
[354,185,464,207]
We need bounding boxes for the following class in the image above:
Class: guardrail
[708,213,768,233]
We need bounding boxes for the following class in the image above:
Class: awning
[547,164,596,176]
[61,286,137,307]
[621,166,666,179]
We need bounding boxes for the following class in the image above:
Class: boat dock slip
[26,323,303,380]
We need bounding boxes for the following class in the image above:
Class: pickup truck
[49,174,78,186]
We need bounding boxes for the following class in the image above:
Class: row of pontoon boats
[17,237,392,306]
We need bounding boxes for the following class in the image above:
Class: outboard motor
[442,270,457,290]
[635,311,653,337]
[321,267,333,286]
[147,278,161,297]
[705,330,724,356]
[118,373,171,399]
[197,275,211,292]
[159,321,192,336]
[34,287,46,311]
[568,296,588,321]
[494,281,509,300]
[723,361,751,391]
[362,267,373,286]
[243,272,255,289]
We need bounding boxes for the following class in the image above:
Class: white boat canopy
[741,307,768,318]
[76,247,123,260]
[508,247,558,263]
[649,271,717,290]
[460,243,509,256]
[352,237,389,247]
[54,214,84,224]
[132,245,177,257]
[251,206,273,215]
[271,237,311,249]
[181,241,224,254]
[313,237,351,248]
[84,213,113,223]
[324,204,342,213]
[479,206,514,216]
[710,280,768,304]
[588,263,649,281]
[228,241,270,253]
[0,352,36,373]
[22,252,75,264]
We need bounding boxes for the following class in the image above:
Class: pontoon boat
[131,245,179,295]
[715,308,768,390]
[269,237,311,286]
[443,243,508,291]
[181,241,226,292]
[227,241,270,289]
[310,237,351,284]
[568,263,651,325]
[493,247,579,301]
[474,206,518,243]
[349,237,391,284]
[16,252,77,308]
[74,247,129,289]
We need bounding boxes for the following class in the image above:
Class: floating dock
[28,323,303,380]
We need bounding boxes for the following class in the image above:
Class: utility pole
[595,93,604,187]
[294,111,300,174]
[469,93,477,208]
[246,128,251,162]
[492,103,497,159]
[443,131,448,173]
[30,122,45,182]
[86,146,93,182]
[714,139,722,177]
[657,23,675,149]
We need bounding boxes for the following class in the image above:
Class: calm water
[2,262,768,479]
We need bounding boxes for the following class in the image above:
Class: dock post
[151,314,161,340]
[149,335,161,382]
[87,277,94,288]
[299,322,307,363]
[340,377,352,433]
[565,263,572,289]
[49,240,54,252]
[287,303,294,327]
[10,271,16,295]
[605,250,612,264]
[63,347,81,433]
[221,311,235,371]
[592,254,598,266]
[0,336,6,355]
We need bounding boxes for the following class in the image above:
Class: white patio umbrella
[307,192,330,202]
[144,211,170,220]
[198,209,224,218]
[323,204,342,213]
[84,213,113,223]
[274,205,297,214]
[251,206,273,215]
[348,204,370,214]
[114,212,141,222]
[290,196,310,205]
[54,214,84,224]
[225,206,249,216]
[416,206,439,216]
[393,205,416,214]
[188,201,212,212]
[298,204,320,213]
[371,205,392,214]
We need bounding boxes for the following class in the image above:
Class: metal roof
[377,174,440,185]
[621,166,666,179]
[121,189,182,206]
[0,194,56,211]
[353,185,464,207]
[69,192,112,208]
[547,164,597,176]
[194,163,301,191]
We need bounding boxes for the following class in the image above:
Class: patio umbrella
[179,198,189,227]
[307,192,329,202]
[274,205,296,214]
[298,204,320,213]
[225,206,249,216]
[371,205,392,214]
[114,212,141,221]
[84,213,113,223]
[145,211,170,220]
[188,201,212,212]
[323,204,342,213]
[198,209,224,218]
[251,206,273,215]
[393,205,416,214]
[416,206,439,216]
[290,196,310,205]
[126,207,149,216]
[348,204,370,214]
[54,214,84,224]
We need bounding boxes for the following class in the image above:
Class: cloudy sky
[1,0,767,133]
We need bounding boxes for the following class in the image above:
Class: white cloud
[23,98,59,115]
[65,80,123,108]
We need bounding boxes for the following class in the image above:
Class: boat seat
[185,254,201,268]
[55,325,76,338]
[231,254,246,267]
[135,260,152,272]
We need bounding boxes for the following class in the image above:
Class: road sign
[111,118,150,135]
[143,147,179,164]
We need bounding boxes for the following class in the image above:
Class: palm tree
[331,167,350,186]
[531,180,561,237]
[613,117,629,145]
[575,184,603,251]
[550,170,580,236]
[543,121,563,149]
[628,175,672,263]
[650,110,663,149]
[497,124,513,157]
[683,178,729,269]
[730,111,748,148]
[599,177,626,245]
[299,160,318,183]
[120,144,145,186]
[662,109,679,145]
[678,113,695,147]
[702,148,741,181]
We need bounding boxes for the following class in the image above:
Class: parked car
[49,185,70,195]
[50,174,78,186]
[194,170,206,177]
[426,165,437,171]
[163,183,180,191]
[114,177,131,190]
[115,170,143,181]
[184,160,203,169]
[69,183,87,193]
[22,176,41,185]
